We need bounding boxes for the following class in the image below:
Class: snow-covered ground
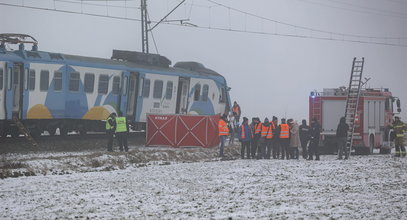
[1,151,406,219]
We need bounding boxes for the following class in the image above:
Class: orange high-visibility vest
[261,124,273,139]
[255,122,262,134]
[232,105,240,115]
[280,124,289,139]
[240,125,245,139]
[218,119,229,136]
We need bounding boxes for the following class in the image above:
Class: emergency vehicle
[309,87,401,154]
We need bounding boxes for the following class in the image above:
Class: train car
[0,34,231,137]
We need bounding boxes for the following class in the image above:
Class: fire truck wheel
[379,148,391,154]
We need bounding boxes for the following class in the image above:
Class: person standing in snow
[238,117,252,159]
[392,116,407,157]
[218,114,229,158]
[115,112,129,152]
[308,118,321,160]
[289,120,301,159]
[336,117,349,160]
[299,119,310,159]
[106,112,116,152]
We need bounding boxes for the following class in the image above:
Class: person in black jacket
[299,119,310,159]
[336,117,349,159]
[308,118,320,160]
[106,112,117,152]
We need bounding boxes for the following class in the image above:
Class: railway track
[0,132,146,154]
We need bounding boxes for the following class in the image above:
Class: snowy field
[1,151,406,219]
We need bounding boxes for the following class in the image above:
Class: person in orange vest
[272,116,280,159]
[252,117,262,159]
[238,117,252,159]
[218,114,229,158]
[278,118,290,159]
[259,118,274,159]
[231,101,241,123]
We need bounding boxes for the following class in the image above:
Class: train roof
[0,47,225,81]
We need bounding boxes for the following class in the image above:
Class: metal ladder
[345,57,364,157]
[12,116,38,147]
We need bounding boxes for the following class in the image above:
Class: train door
[5,62,24,120]
[126,72,139,119]
[176,77,190,114]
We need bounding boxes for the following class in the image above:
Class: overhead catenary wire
[1,1,407,48]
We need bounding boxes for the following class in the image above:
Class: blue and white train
[0,34,231,137]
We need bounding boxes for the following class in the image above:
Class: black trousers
[265,139,273,159]
[116,132,128,152]
[241,141,251,159]
[280,139,290,159]
[300,138,308,159]
[273,138,280,159]
[107,130,114,152]
[308,139,320,160]
[251,134,260,158]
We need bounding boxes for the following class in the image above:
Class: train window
[219,87,226,103]
[165,81,173,100]
[143,79,150,98]
[84,73,95,93]
[54,71,62,91]
[153,80,163,99]
[29,70,35,90]
[7,67,12,90]
[0,68,3,90]
[69,72,80,92]
[112,76,120,95]
[194,84,201,101]
[24,69,28,90]
[98,75,109,94]
[202,84,209,101]
[40,70,49,91]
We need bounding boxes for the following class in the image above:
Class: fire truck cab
[309,87,400,154]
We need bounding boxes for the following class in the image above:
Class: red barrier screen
[146,114,220,148]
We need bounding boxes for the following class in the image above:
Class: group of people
[106,112,129,152]
[220,101,407,160]
[219,113,321,160]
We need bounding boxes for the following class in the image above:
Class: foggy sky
[1,0,406,122]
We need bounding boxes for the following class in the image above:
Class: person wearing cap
[308,118,321,160]
[106,112,116,152]
[238,117,252,159]
[392,116,407,157]
[299,119,310,159]
[278,118,290,159]
[258,118,273,159]
[218,114,230,158]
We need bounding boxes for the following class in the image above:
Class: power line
[204,0,407,40]
[1,2,407,47]
[295,0,407,19]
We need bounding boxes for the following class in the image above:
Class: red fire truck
[309,87,401,154]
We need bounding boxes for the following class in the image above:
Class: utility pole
[141,0,149,53]
[140,0,186,54]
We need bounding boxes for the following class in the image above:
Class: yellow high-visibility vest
[115,117,128,133]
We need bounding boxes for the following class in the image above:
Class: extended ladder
[345,57,364,158]
[12,116,38,147]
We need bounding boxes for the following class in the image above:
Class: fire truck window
[385,98,390,111]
